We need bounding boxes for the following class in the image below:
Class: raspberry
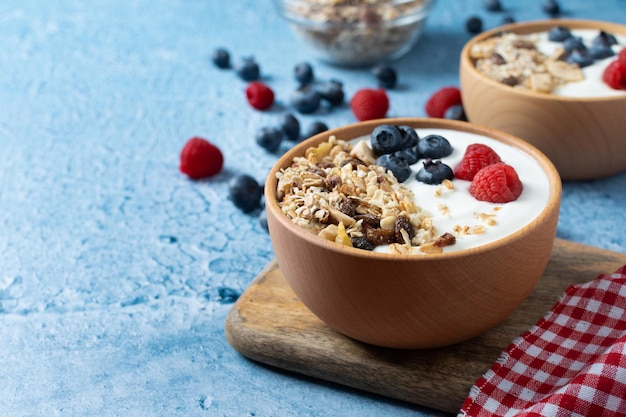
[246,82,275,110]
[469,162,523,203]
[179,137,224,179]
[350,88,389,121]
[454,143,502,180]
[603,58,626,90]
[619,48,626,62]
[425,87,463,118]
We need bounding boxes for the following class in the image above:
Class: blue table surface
[1,1,625,416]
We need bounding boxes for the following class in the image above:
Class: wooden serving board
[224,239,626,414]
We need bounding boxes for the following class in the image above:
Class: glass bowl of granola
[264,118,561,349]
[460,19,626,180]
[274,0,436,66]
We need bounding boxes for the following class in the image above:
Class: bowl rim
[460,18,626,103]
[265,117,562,261]
[275,0,437,27]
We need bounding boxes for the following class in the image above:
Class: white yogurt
[369,128,551,253]
[536,29,626,98]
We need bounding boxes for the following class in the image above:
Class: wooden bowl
[265,118,561,349]
[460,19,626,180]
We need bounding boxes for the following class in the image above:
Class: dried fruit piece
[350,88,389,121]
[454,143,502,181]
[425,87,462,118]
[469,162,523,203]
[179,137,224,179]
[335,222,353,247]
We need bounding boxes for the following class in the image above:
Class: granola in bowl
[274,0,436,66]
[470,28,626,96]
[276,135,438,254]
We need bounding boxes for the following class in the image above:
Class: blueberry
[415,160,454,185]
[259,208,268,232]
[398,125,419,149]
[212,48,230,69]
[502,15,515,24]
[375,154,412,183]
[217,287,240,303]
[280,113,301,142]
[466,16,483,34]
[303,121,329,139]
[393,146,419,165]
[351,236,375,251]
[592,31,618,48]
[542,0,561,16]
[483,0,502,12]
[234,57,260,81]
[444,105,467,121]
[589,45,615,60]
[417,134,453,159]
[294,62,314,85]
[317,79,345,107]
[372,64,397,89]
[566,49,594,68]
[370,124,404,155]
[563,37,586,53]
[289,87,321,114]
[548,26,573,42]
[255,126,283,152]
[228,174,263,213]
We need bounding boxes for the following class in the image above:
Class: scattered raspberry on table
[246,81,275,110]
[180,137,224,179]
[425,87,463,118]
[350,88,389,121]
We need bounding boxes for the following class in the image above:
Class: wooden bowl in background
[460,19,626,180]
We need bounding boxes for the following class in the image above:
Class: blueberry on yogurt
[398,125,419,149]
[592,30,618,48]
[548,26,572,42]
[415,159,454,185]
[589,45,615,60]
[375,154,412,183]
[566,48,594,68]
[563,36,586,53]
[393,146,419,165]
[370,124,404,155]
[417,134,453,159]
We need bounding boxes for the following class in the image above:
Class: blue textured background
[1,1,625,416]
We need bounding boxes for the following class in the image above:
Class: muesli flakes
[471,32,584,93]
[284,0,429,65]
[276,135,440,253]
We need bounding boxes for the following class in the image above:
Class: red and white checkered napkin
[459,264,626,417]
